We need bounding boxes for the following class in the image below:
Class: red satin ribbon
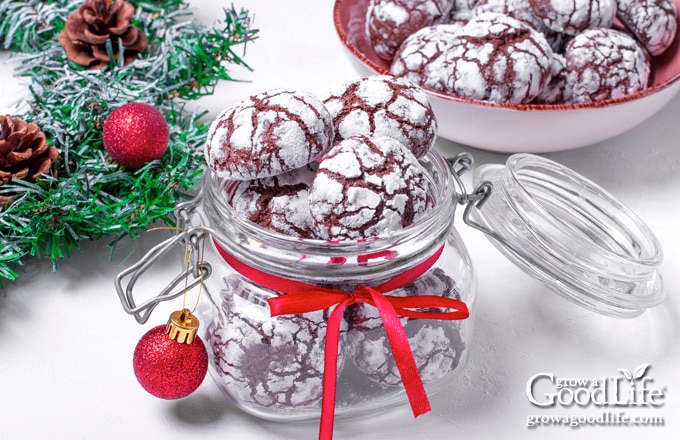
[214,241,469,440]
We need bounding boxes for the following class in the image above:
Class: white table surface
[1,1,679,439]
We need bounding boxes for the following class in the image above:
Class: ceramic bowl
[333,0,680,152]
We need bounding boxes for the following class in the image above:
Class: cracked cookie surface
[390,24,465,92]
[227,163,318,238]
[441,12,553,103]
[564,28,651,103]
[308,135,430,240]
[367,0,453,60]
[206,275,341,409]
[205,89,333,180]
[617,0,678,56]
[529,0,617,35]
[323,75,437,158]
[345,268,466,386]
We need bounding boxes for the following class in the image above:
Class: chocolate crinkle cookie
[308,135,430,241]
[206,275,343,409]
[441,12,553,103]
[345,268,466,386]
[564,28,651,104]
[532,53,568,104]
[528,0,617,35]
[367,0,453,61]
[617,0,678,56]
[472,0,568,51]
[323,75,437,158]
[227,163,318,239]
[390,24,465,92]
[205,89,334,180]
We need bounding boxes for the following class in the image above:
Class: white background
[1,1,679,439]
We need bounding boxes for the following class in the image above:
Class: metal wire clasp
[446,152,493,220]
[114,192,214,324]
[446,152,526,257]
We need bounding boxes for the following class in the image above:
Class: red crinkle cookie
[564,28,651,104]
[616,0,678,56]
[206,275,343,409]
[528,0,617,35]
[308,135,430,241]
[442,12,553,103]
[532,53,568,104]
[473,0,568,51]
[345,268,465,386]
[367,0,453,61]
[390,24,465,92]
[205,89,334,180]
[227,163,318,239]
[323,75,437,159]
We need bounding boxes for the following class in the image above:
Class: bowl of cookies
[333,0,680,152]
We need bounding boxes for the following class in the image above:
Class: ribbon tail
[367,288,432,417]
[318,298,352,440]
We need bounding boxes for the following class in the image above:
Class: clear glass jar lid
[465,153,664,318]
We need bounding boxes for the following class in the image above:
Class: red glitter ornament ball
[133,325,209,399]
[102,102,169,169]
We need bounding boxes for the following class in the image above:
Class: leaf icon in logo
[633,363,651,379]
[619,369,633,381]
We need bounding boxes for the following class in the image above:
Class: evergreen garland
[0,0,258,285]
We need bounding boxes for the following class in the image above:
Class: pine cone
[58,0,149,69]
[0,116,59,204]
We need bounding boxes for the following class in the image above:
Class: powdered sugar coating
[529,0,617,35]
[227,164,318,238]
[442,12,553,103]
[473,0,567,51]
[367,0,453,60]
[323,75,437,158]
[564,28,651,104]
[205,89,334,180]
[308,135,430,240]
[206,275,341,409]
[532,52,568,103]
[390,24,465,92]
[617,0,678,56]
[346,268,465,386]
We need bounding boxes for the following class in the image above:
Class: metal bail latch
[446,152,517,252]
[114,192,214,324]
[446,152,493,216]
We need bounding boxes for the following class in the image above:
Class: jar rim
[505,154,663,267]
[200,149,458,283]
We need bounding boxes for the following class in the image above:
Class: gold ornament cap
[166,309,200,344]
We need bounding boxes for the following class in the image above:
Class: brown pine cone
[0,116,59,204]
[58,0,149,69]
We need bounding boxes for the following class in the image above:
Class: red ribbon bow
[214,242,469,440]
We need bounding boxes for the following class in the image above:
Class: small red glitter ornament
[102,102,169,169]
[133,309,208,399]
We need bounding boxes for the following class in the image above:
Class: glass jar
[115,150,665,430]
[193,148,476,421]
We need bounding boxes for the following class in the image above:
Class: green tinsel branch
[0,0,258,285]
